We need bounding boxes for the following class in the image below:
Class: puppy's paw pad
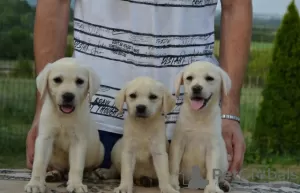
[24,180,46,193]
[94,168,113,180]
[204,184,224,193]
[160,185,180,193]
[66,182,88,193]
[114,185,133,193]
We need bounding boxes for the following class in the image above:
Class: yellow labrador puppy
[169,61,231,193]
[24,57,104,193]
[99,77,178,193]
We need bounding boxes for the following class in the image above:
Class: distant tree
[253,0,300,158]
[0,27,33,60]
[0,0,34,60]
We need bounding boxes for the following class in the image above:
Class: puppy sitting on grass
[99,77,179,193]
[24,58,104,193]
[169,61,232,193]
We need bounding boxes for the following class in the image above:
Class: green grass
[240,86,262,134]
[0,153,26,168]
[214,40,273,53]
[0,78,35,154]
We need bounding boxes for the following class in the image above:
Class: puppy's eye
[129,93,137,99]
[76,78,84,85]
[53,77,62,84]
[186,76,193,81]
[149,94,158,100]
[205,76,214,81]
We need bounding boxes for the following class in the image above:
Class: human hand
[222,119,246,174]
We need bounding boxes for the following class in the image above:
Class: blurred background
[0,0,299,183]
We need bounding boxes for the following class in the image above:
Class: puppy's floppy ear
[115,87,126,114]
[87,67,101,102]
[36,63,52,101]
[174,71,183,97]
[162,87,176,115]
[218,67,232,96]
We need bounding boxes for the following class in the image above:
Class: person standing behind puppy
[26,0,251,178]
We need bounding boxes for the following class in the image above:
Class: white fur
[98,77,178,193]
[169,61,232,193]
[24,57,104,193]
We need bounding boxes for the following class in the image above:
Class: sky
[216,0,300,16]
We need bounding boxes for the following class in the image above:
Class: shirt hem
[95,122,124,135]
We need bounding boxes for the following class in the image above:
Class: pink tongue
[61,106,73,113]
[190,100,204,110]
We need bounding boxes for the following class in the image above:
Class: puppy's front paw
[24,180,46,193]
[204,184,224,193]
[66,181,88,193]
[160,184,180,193]
[114,184,133,193]
[169,175,180,190]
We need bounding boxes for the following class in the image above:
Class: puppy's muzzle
[59,92,76,114]
[135,104,147,118]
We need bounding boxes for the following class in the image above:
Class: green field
[214,40,273,53]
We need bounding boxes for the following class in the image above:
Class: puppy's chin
[189,93,212,111]
[59,104,76,114]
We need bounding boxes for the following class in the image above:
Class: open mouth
[135,113,148,118]
[59,104,75,114]
[190,94,212,110]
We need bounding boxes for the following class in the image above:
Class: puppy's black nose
[192,85,203,94]
[62,92,75,103]
[136,105,146,114]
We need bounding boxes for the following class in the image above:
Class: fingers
[229,141,245,173]
[224,137,233,159]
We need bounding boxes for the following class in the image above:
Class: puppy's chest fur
[124,121,167,179]
[52,120,87,152]
[131,135,167,179]
[177,118,221,178]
